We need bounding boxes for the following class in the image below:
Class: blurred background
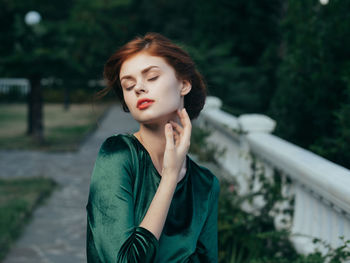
[1,0,349,167]
[1,0,350,262]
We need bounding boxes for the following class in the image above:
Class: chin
[132,109,177,125]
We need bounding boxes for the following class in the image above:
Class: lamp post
[24,10,44,144]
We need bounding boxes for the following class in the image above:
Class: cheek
[160,78,181,98]
[157,85,182,109]
[122,92,133,109]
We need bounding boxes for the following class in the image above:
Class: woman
[86,32,220,263]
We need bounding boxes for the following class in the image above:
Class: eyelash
[149,76,159,81]
[125,76,159,90]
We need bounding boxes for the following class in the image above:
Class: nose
[134,80,148,94]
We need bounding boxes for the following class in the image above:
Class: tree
[0,0,74,142]
[269,0,350,168]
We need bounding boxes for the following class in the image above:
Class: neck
[133,111,181,174]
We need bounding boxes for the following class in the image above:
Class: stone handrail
[197,96,350,255]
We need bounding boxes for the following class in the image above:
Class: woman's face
[119,52,191,124]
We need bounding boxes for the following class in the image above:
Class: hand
[162,108,192,182]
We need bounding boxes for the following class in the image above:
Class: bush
[0,86,27,103]
[191,125,350,262]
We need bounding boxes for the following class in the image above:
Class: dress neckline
[126,133,190,187]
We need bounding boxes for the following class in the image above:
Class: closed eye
[126,85,135,91]
[148,76,159,81]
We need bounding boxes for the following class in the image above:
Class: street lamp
[24,11,41,26]
[24,10,44,143]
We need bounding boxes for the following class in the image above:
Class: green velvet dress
[86,133,220,263]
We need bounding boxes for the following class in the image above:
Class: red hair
[98,32,206,120]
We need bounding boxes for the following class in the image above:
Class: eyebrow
[120,66,160,82]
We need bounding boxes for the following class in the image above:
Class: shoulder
[189,158,220,198]
[98,134,134,156]
[93,134,136,176]
[89,135,135,206]
[91,134,135,187]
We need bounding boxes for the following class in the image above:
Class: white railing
[0,78,30,95]
[197,96,350,256]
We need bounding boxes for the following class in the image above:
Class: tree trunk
[27,75,44,144]
[64,83,70,111]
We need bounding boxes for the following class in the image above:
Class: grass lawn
[0,176,57,261]
[0,102,112,151]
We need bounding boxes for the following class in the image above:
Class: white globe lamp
[24,11,41,26]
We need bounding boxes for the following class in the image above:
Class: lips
[137,98,155,109]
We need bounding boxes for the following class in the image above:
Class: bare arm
[139,108,191,240]
[139,172,177,239]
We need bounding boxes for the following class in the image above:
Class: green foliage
[0,0,75,78]
[180,0,282,115]
[218,158,298,263]
[0,87,27,103]
[0,176,57,261]
[308,73,350,169]
[1,0,350,169]
[218,166,350,263]
[0,0,281,115]
[191,123,350,262]
[269,0,350,169]
[189,125,226,165]
[309,237,350,263]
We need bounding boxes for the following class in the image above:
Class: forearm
[139,172,178,240]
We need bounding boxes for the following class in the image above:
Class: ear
[180,80,192,96]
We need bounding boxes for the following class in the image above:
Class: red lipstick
[137,98,155,109]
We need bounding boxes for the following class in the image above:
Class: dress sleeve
[86,136,159,263]
[195,176,220,263]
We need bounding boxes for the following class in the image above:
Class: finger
[177,108,191,130]
[179,108,192,145]
[170,120,183,135]
[164,123,175,150]
[173,131,180,146]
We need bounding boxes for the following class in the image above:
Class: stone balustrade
[197,96,350,255]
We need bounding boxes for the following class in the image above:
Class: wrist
[160,170,178,185]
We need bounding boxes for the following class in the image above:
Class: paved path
[0,105,139,263]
